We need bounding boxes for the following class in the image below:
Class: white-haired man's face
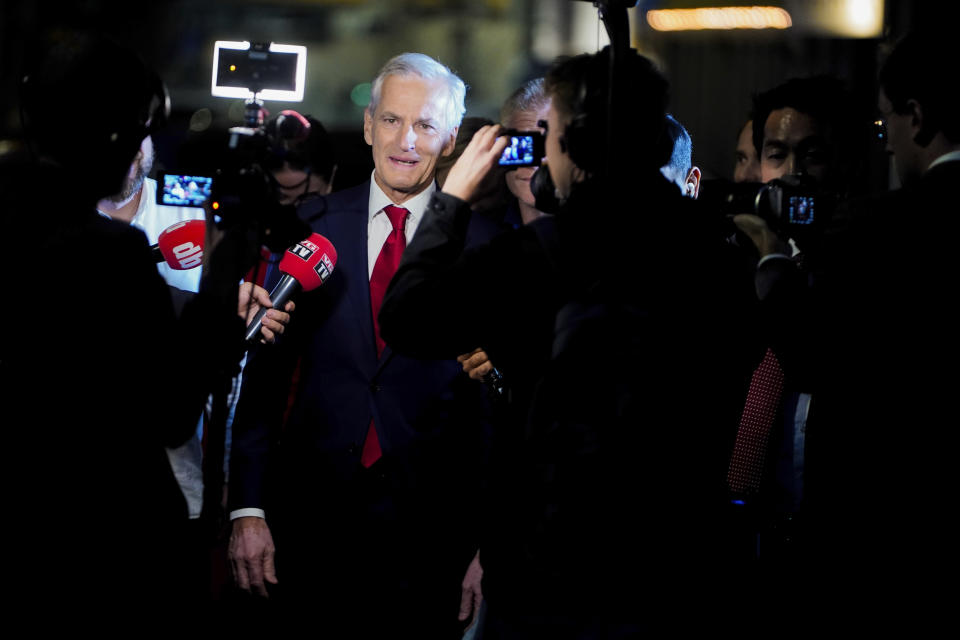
[364,74,457,205]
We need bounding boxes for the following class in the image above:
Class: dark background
[0,1,953,191]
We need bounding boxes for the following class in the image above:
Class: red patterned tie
[362,205,409,468]
[727,347,785,495]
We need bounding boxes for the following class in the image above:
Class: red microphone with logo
[151,219,206,270]
[244,233,338,342]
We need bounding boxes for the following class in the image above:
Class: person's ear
[441,126,458,157]
[363,109,374,146]
[685,166,701,199]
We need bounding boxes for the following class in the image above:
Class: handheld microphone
[150,219,206,269]
[244,233,337,342]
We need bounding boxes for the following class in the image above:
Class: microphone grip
[151,244,164,264]
[482,366,505,399]
[244,275,301,343]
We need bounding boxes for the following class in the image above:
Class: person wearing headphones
[381,46,753,636]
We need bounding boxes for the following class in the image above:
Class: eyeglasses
[537,119,548,132]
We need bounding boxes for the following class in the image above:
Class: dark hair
[264,113,337,181]
[751,76,858,159]
[880,33,959,143]
[662,114,692,182]
[545,47,671,173]
[20,31,164,199]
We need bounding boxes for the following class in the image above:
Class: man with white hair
[228,53,494,635]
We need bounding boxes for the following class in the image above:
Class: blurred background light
[646,6,793,31]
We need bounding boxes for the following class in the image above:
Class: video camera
[700,175,838,250]
[158,41,310,253]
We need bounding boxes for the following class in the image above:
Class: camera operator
[730,33,959,625]
[720,77,866,568]
[0,32,262,616]
[380,47,753,635]
[263,110,338,207]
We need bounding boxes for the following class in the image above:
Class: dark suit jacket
[750,160,960,622]
[229,181,496,605]
[381,179,756,623]
[0,158,243,616]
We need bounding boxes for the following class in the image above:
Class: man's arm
[379,125,510,358]
[225,288,307,595]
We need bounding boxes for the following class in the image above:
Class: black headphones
[558,49,671,175]
[559,55,608,174]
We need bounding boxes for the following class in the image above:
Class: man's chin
[110,173,145,204]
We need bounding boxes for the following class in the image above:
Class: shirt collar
[367,170,436,224]
[927,150,960,173]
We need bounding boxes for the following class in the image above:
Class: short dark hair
[880,33,959,143]
[264,113,337,182]
[545,47,671,173]
[751,76,857,159]
[662,114,692,182]
[21,31,163,199]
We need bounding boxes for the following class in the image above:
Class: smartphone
[498,130,544,168]
[156,172,215,208]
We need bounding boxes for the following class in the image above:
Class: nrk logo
[172,242,203,269]
[290,241,317,261]
[315,253,333,281]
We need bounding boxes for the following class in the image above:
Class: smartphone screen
[498,130,544,168]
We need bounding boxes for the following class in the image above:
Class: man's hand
[458,550,484,630]
[228,516,278,597]
[442,125,509,203]
[457,348,494,382]
[732,213,792,258]
[238,282,295,343]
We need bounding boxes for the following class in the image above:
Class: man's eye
[765,152,786,161]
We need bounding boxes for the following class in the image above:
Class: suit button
[370,383,381,392]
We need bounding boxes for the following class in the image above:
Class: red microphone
[151,219,206,270]
[244,233,337,342]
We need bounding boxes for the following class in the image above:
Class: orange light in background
[229,64,236,72]
[646,6,793,31]
[212,202,220,210]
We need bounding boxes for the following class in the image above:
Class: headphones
[559,55,608,174]
[558,49,671,176]
[266,110,313,146]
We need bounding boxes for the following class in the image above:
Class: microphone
[150,219,206,269]
[244,233,338,342]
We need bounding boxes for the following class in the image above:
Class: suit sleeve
[380,192,537,358]
[227,301,306,511]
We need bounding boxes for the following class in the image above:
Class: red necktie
[727,347,785,495]
[362,204,409,468]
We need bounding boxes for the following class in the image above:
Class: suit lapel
[321,183,379,369]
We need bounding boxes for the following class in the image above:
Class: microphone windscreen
[157,219,206,270]
[278,233,337,291]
